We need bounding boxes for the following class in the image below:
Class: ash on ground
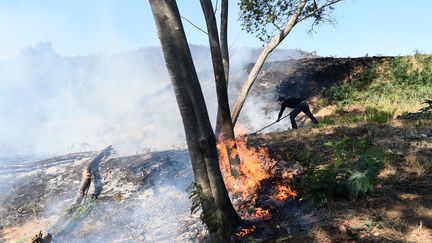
[0,149,207,242]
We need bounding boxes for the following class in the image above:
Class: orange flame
[234,225,256,238]
[272,181,297,201]
[254,207,271,220]
[217,133,275,200]
[217,126,297,220]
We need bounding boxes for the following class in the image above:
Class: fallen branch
[31,230,52,243]
[74,145,113,205]
[37,145,113,239]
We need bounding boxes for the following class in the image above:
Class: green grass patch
[317,107,393,128]
[316,116,336,127]
[324,54,432,121]
[364,107,394,124]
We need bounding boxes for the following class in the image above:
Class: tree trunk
[220,0,229,83]
[231,0,307,126]
[200,0,240,178]
[149,0,241,239]
[148,0,215,224]
[201,0,240,232]
[214,0,229,134]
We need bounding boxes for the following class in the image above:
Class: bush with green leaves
[347,148,384,198]
[299,138,385,209]
[364,107,394,124]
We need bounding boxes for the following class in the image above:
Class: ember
[234,225,256,238]
[254,207,271,220]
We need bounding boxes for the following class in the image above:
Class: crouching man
[276,97,319,129]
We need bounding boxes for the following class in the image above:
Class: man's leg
[289,107,301,129]
[300,102,319,124]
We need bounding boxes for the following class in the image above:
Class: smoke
[38,173,205,242]
[0,43,176,158]
[72,185,207,242]
[0,42,304,161]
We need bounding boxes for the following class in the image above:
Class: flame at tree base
[216,128,297,220]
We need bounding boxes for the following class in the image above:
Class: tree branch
[297,0,342,23]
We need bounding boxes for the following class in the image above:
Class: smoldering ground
[0,149,207,242]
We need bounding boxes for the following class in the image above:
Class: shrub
[299,140,385,208]
[328,83,353,103]
[352,64,378,89]
[347,149,384,198]
[300,165,348,208]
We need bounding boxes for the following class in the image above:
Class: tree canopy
[239,0,341,43]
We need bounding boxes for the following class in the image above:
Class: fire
[216,132,276,200]
[234,225,256,238]
[254,207,271,220]
[216,126,297,220]
[272,181,297,201]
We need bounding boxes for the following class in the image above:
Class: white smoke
[0,42,305,161]
[0,43,175,158]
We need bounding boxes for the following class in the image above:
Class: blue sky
[0,0,431,59]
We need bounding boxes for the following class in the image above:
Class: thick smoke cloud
[0,43,175,158]
[0,42,305,161]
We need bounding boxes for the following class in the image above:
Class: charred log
[73,145,112,205]
[44,146,113,239]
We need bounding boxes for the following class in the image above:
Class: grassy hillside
[316,54,432,125]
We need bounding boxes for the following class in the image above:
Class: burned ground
[245,56,390,102]
[0,149,206,242]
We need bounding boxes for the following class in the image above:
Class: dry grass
[250,120,432,242]
[311,228,332,242]
[378,165,397,179]
[405,222,432,242]
[403,154,427,177]
[0,217,56,243]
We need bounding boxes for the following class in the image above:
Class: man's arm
[277,104,286,122]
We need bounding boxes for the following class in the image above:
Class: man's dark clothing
[277,98,319,129]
